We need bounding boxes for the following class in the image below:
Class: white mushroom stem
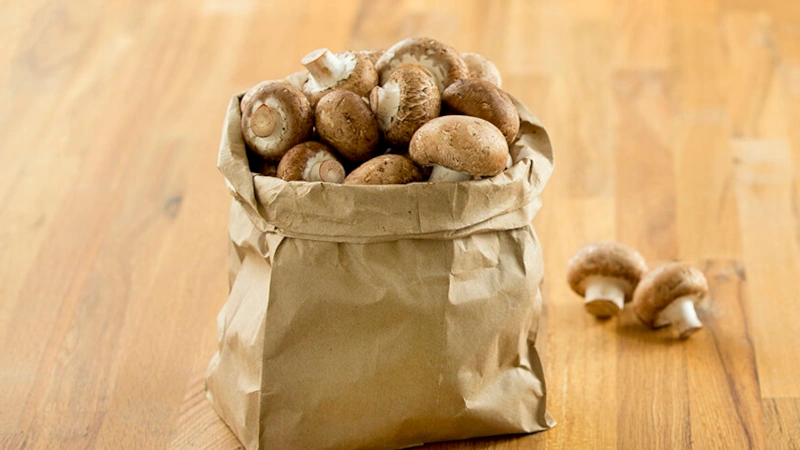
[303,151,344,183]
[655,295,703,338]
[371,81,400,129]
[583,275,626,315]
[428,165,472,182]
[302,48,347,89]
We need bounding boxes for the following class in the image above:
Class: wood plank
[733,139,800,398]
[613,70,689,449]
[686,260,766,449]
[613,0,671,70]
[763,398,800,449]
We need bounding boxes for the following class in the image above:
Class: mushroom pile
[240,37,522,185]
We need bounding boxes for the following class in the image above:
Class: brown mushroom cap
[461,52,503,87]
[633,263,709,328]
[314,90,381,163]
[358,49,385,66]
[566,242,649,301]
[302,49,378,108]
[276,141,345,183]
[344,154,424,185]
[408,116,509,177]
[240,81,314,161]
[369,64,440,146]
[375,37,469,93]
[442,79,520,145]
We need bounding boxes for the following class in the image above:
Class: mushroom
[314,90,381,163]
[284,70,309,91]
[633,262,709,339]
[358,49,385,66]
[442,78,520,145]
[301,48,378,107]
[408,116,509,182]
[344,154,423,185]
[566,242,649,318]
[461,52,502,87]
[375,37,469,93]
[240,81,314,161]
[369,64,440,146]
[276,141,345,183]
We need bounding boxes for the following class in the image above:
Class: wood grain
[1,0,799,448]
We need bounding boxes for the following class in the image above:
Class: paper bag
[205,88,556,450]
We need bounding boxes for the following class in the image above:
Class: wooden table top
[2,0,799,448]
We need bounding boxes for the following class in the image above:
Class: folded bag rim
[217,85,554,241]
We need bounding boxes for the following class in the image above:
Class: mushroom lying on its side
[369,64,440,147]
[633,263,709,339]
[409,116,509,182]
[301,48,378,107]
[314,90,381,164]
[442,78,519,145]
[375,37,469,93]
[567,242,649,318]
[461,52,502,87]
[240,81,314,161]
[276,142,345,183]
[344,154,423,185]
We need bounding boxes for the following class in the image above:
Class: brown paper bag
[205,87,556,450]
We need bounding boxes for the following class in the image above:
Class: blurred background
[2,0,799,448]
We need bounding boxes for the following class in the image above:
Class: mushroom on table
[633,262,709,339]
[409,115,509,182]
[566,242,649,318]
[240,81,314,161]
[276,142,345,183]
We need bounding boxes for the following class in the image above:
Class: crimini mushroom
[566,242,649,318]
[314,90,381,163]
[375,37,469,93]
[442,78,520,145]
[284,70,309,91]
[358,49,385,66]
[461,52,502,87]
[344,154,424,185]
[409,116,509,182]
[633,262,709,339]
[240,81,314,161]
[276,142,345,183]
[369,64,440,146]
[301,48,378,107]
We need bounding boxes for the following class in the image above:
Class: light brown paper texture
[206,86,556,450]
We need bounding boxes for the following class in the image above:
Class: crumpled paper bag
[205,86,556,450]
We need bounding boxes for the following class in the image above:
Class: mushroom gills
[302,151,345,183]
[428,165,472,182]
[654,295,703,338]
[302,49,358,92]
[386,53,448,92]
[583,275,628,318]
[372,80,401,129]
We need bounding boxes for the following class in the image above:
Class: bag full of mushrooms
[206,37,556,449]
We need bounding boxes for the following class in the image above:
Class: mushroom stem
[302,48,346,89]
[655,295,703,338]
[428,165,472,182]
[250,104,277,137]
[371,81,400,129]
[583,275,626,318]
[303,152,345,183]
